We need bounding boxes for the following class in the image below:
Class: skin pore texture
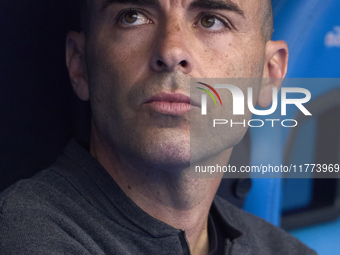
[66,0,288,254]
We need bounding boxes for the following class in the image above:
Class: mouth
[143,92,199,115]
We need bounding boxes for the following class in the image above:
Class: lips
[144,92,195,115]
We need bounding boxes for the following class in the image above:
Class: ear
[257,40,289,108]
[66,31,89,101]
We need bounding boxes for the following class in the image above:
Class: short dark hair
[262,0,274,41]
[80,0,88,33]
[68,0,88,33]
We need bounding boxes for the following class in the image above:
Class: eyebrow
[102,0,245,18]
[103,0,160,9]
[189,0,245,17]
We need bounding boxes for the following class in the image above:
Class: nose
[150,22,194,74]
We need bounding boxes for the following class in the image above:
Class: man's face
[82,0,268,169]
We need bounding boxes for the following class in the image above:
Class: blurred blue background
[244,1,340,254]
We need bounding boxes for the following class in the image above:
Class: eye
[120,11,151,26]
[199,15,229,31]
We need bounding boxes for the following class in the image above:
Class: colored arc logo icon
[196,82,223,106]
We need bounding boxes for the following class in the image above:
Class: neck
[90,128,232,255]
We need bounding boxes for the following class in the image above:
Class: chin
[136,135,192,170]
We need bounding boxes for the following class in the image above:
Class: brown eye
[123,11,138,24]
[201,16,216,28]
[120,11,150,26]
[198,15,227,31]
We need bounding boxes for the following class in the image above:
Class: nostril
[154,59,188,70]
[180,60,187,67]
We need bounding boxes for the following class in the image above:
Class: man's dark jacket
[0,140,317,255]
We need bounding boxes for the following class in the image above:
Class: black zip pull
[178,230,192,255]
[224,238,232,255]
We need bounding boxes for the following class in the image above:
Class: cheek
[196,35,265,78]
[86,33,153,106]
[88,27,154,83]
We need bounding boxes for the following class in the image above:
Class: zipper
[178,230,192,255]
[224,238,232,255]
